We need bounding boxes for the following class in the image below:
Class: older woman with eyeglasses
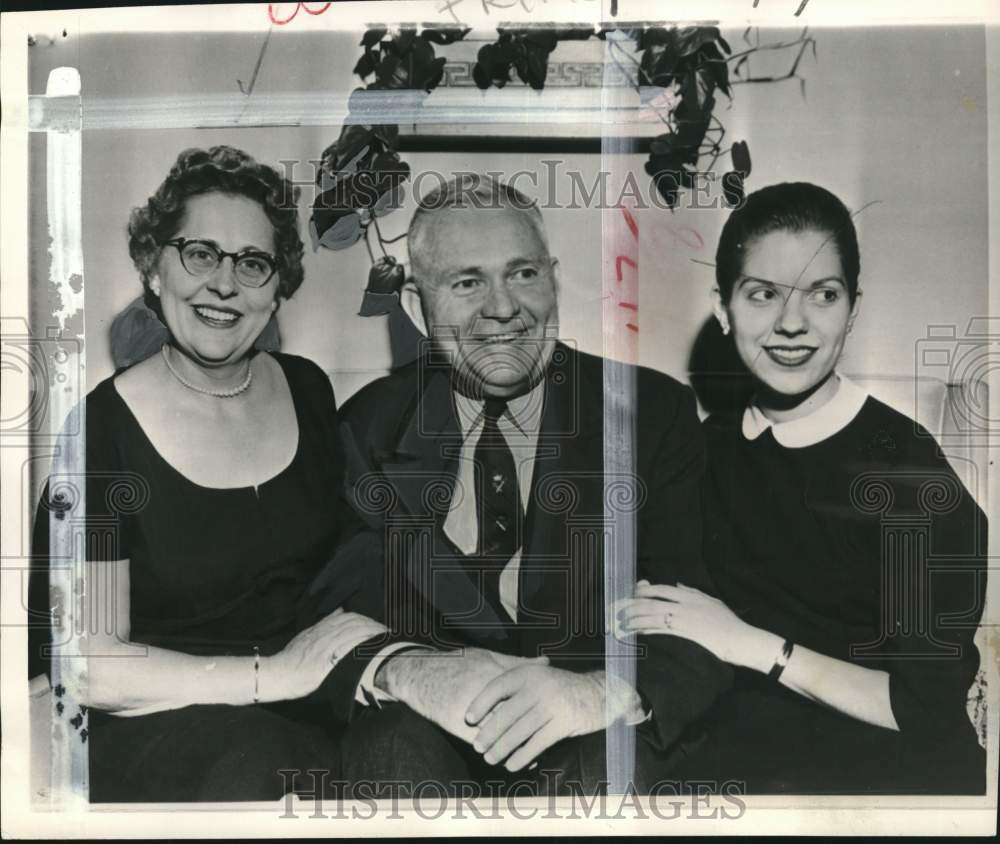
[29,146,384,801]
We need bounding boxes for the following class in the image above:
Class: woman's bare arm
[617,582,899,731]
[75,558,385,716]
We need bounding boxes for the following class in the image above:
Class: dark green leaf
[424,57,447,91]
[647,44,681,87]
[330,144,372,183]
[493,64,512,88]
[421,27,471,45]
[366,256,406,294]
[360,27,387,49]
[335,123,375,164]
[524,29,558,52]
[376,53,406,88]
[410,37,436,68]
[358,290,400,317]
[395,28,417,55]
[525,47,548,89]
[319,211,363,250]
[557,26,597,40]
[312,204,363,249]
[676,26,721,56]
[638,27,678,51]
[472,61,492,90]
[730,140,751,174]
[354,51,378,79]
[649,134,677,156]
[717,67,731,97]
[496,39,524,67]
[372,124,400,150]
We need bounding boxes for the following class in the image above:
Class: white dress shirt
[445,386,545,620]
[354,381,545,704]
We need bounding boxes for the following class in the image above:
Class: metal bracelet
[252,646,261,703]
[767,639,795,682]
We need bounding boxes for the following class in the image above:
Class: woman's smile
[763,345,818,366]
[191,303,244,328]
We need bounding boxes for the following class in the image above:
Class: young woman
[618,182,986,793]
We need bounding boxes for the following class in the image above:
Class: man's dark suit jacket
[317,342,732,753]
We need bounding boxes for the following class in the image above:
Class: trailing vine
[310,24,816,313]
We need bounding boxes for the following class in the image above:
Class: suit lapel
[520,345,605,609]
[380,366,461,519]
[377,362,511,641]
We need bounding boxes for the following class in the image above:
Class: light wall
[28,25,989,404]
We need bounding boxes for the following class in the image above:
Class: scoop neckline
[109,352,303,493]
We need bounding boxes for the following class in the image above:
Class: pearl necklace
[161,344,253,398]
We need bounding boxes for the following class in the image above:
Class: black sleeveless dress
[30,353,373,801]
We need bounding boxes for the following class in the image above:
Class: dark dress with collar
[686,394,987,794]
[29,352,374,802]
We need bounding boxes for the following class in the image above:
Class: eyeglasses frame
[160,238,279,289]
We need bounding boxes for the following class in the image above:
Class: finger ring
[663,612,672,630]
[330,651,339,664]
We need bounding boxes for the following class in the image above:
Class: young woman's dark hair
[715,182,860,304]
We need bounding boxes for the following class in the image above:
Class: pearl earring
[721,323,730,336]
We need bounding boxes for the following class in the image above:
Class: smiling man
[323,174,731,796]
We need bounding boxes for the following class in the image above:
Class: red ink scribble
[606,205,641,343]
[651,222,704,253]
[621,206,639,240]
[615,255,637,283]
[268,2,332,25]
[676,227,704,250]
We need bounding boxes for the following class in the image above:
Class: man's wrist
[374,651,403,696]
[599,670,646,724]
[373,646,432,697]
[744,628,785,674]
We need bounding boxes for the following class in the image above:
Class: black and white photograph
[1,0,997,835]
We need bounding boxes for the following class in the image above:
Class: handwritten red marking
[615,255,637,283]
[621,206,639,240]
[268,2,332,25]
[653,223,703,251]
[605,203,640,352]
[676,227,704,250]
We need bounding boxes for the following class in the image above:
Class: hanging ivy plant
[310,24,814,315]
[472,26,595,89]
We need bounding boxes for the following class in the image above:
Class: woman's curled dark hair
[715,181,860,305]
[128,145,304,306]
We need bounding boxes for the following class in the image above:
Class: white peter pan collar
[742,374,869,448]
